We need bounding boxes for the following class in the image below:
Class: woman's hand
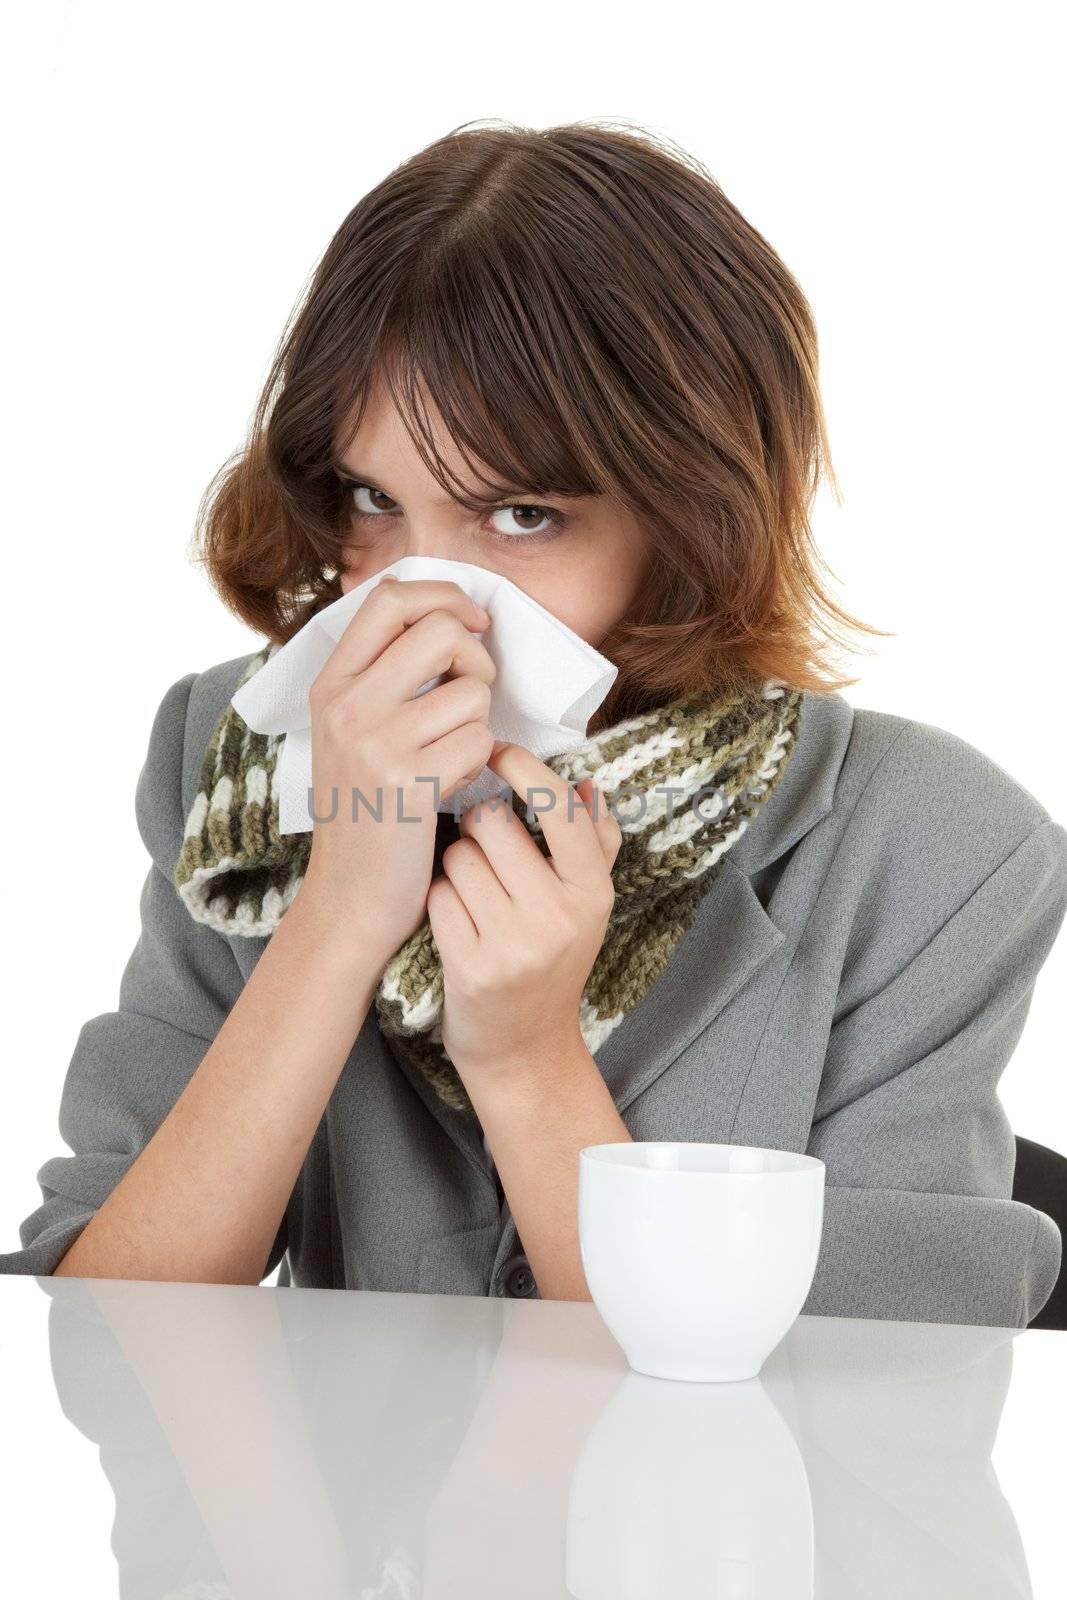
[298,576,497,962]
[426,743,623,1091]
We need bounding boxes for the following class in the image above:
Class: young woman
[3,121,1065,1327]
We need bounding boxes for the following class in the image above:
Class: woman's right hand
[297,575,497,961]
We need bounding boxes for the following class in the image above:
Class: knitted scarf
[175,642,803,1115]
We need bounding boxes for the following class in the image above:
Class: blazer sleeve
[0,671,289,1282]
[802,814,1067,1329]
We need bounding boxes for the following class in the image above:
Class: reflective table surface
[0,1273,1061,1597]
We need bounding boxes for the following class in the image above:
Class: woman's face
[334,379,650,653]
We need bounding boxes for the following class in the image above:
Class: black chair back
[1012,1135,1067,1330]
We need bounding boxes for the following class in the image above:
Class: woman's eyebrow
[330,457,372,480]
[330,459,566,504]
[331,462,484,505]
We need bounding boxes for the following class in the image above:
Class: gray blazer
[4,655,1066,1328]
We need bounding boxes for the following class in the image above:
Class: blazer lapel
[589,689,856,1118]
[592,857,785,1110]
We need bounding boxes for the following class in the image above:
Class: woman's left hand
[426,741,623,1094]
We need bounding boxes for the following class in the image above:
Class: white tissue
[231,554,619,834]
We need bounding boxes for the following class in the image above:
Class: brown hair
[193,118,891,724]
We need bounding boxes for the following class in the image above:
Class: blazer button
[501,1255,537,1297]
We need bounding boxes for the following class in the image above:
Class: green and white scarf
[175,642,803,1114]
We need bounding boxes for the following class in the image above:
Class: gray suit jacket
[4,655,1066,1327]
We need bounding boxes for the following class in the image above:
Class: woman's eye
[349,484,398,517]
[341,479,567,547]
[487,504,566,541]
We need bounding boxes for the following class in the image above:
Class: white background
[1,0,1064,1511]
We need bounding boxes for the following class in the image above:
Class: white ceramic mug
[577,1141,826,1382]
